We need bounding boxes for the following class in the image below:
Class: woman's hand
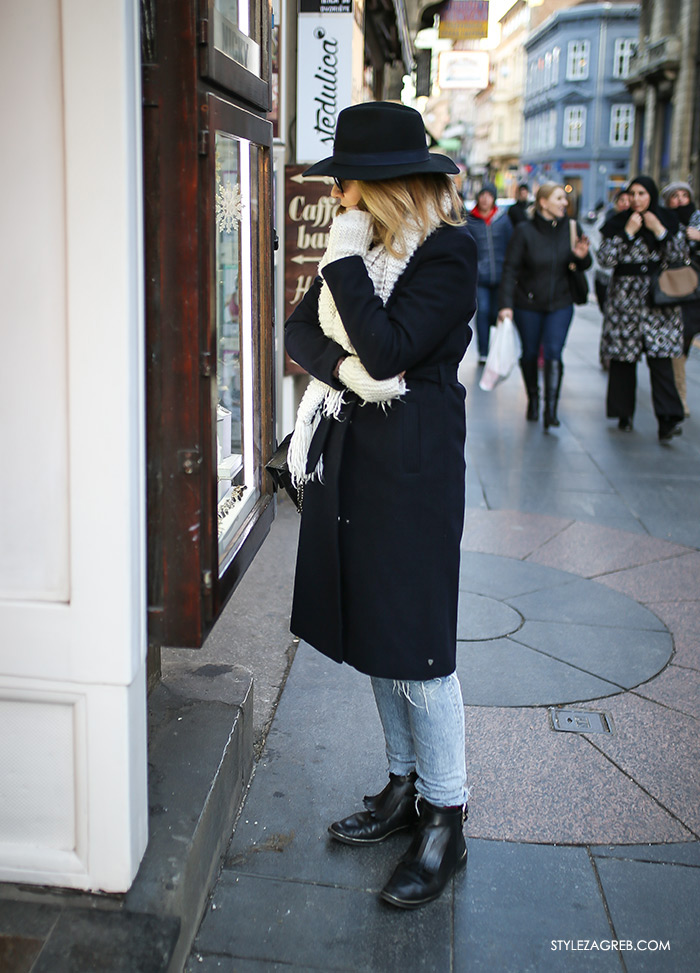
[642,210,666,237]
[687,226,700,242]
[497,308,513,323]
[625,212,643,236]
[573,234,590,259]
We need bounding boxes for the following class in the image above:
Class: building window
[610,104,634,146]
[552,46,560,86]
[563,106,586,147]
[566,40,590,80]
[613,38,637,79]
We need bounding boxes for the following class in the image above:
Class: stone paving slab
[591,843,700,866]
[594,552,700,603]
[580,692,700,839]
[459,550,576,598]
[454,842,618,972]
[631,664,700,720]
[194,872,452,972]
[463,705,693,845]
[594,858,700,972]
[461,510,574,558]
[643,601,700,670]
[507,578,666,631]
[525,521,691,577]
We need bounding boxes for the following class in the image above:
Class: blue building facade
[522,3,640,217]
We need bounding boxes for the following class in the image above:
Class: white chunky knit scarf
[288,207,441,487]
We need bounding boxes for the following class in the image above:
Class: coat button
[428,659,434,666]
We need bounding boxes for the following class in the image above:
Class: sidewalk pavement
[187,301,700,972]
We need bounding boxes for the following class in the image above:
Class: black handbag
[265,433,303,512]
[651,260,700,306]
[568,220,589,306]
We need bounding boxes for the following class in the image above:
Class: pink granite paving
[464,706,694,845]
[525,521,691,578]
[594,552,700,603]
[632,664,700,721]
[581,692,700,838]
[460,510,700,846]
[462,510,573,559]
[644,600,700,670]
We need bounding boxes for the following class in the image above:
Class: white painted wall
[0,0,148,892]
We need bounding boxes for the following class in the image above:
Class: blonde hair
[535,182,565,211]
[356,174,464,258]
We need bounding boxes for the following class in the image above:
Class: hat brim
[302,153,459,181]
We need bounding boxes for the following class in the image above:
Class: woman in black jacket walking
[498,182,591,428]
[285,102,477,909]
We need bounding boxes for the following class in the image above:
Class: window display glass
[213,0,261,77]
[215,132,260,570]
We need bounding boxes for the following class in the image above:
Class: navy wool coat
[285,224,477,681]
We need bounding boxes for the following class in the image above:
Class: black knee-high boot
[520,359,539,421]
[544,360,563,430]
[380,799,467,908]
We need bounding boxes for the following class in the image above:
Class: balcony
[626,35,681,86]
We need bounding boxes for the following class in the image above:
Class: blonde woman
[498,182,591,428]
[285,102,477,909]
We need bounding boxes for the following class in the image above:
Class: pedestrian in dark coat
[508,182,531,226]
[498,182,591,429]
[598,176,687,441]
[662,180,700,416]
[466,182,513,362]
[284,102,477,910]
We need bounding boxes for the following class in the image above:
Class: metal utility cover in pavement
[549,708,613,734]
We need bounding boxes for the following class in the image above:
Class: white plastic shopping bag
[479,317,521,391]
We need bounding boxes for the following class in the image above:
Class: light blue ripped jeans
[370,672,468,807]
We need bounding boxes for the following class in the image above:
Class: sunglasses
[333,177,344,193]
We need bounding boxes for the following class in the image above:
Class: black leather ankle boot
[328,772,418,845]
[543,359,563,430]
[379,799,467,908]
[520,359,539,420]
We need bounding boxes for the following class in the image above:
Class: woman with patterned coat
[598,176,688,441]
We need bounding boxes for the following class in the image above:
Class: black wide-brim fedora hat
[303,101,459,181]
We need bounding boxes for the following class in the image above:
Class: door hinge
[200,352,213,377]
[198,129,209,155]
[178,448,202,475]
[198,17,209,45]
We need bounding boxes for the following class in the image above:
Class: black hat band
[332,147,430,165]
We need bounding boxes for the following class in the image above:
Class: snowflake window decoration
[216,181,242,234]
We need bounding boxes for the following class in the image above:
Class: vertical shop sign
[284,165,340,373]
[296,3,355,163]
[438,1,489,41]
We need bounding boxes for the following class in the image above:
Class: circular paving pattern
[456,552,673,707]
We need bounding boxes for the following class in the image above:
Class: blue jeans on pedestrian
[370,673,468,807]
[476,283,500,359]
[514,305,574,362]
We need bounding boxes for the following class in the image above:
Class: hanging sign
[438,0,489,41]
[296,12,354,163]
[284,166,341,372]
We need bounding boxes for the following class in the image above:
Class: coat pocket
[401,399,421,474]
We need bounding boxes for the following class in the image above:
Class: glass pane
[213,0,261,76]
[215,133,259,570]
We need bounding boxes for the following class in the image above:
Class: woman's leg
[394,673,467,807]
[379,673,468,909]
[371,677,416,776]
[648,357,684,439]
[541,305,574,429]
[607,360,636,424]
[514,308,544,420]
[475,284,492,361]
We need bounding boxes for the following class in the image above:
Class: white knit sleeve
[338,355,406,403]
[322,210,375,266]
